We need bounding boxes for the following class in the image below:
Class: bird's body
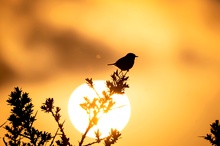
[108,53,138,71]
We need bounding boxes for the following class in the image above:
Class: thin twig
[50,128,60,146]
[110,104,127,110]
[0,121,7,128]
[91,86,101,99]
[30,111,38,127]
[3,137,8,146]
[79,122,93,146]
[83,139,103,146]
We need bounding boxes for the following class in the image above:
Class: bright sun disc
[68,80,131,138]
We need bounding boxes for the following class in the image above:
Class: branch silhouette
[2,69,130,146]
[3,87,52,146]
[79,70,129,146]
[201,120,220,146]
[41,98,72,146]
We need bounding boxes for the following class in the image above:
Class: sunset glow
[68,80,131,138]
[1,0,220,146]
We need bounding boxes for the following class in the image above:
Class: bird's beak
[135,55,138,57]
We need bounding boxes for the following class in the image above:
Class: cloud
[0,1,115,85]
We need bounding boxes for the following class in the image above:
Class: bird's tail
[107,63,115,65]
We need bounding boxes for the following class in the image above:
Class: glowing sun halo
[68,80,131,138]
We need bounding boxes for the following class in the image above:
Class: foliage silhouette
[3,87,52,146]
[202,120,220,146]
[41,98,71,146]
[2,69,130,146]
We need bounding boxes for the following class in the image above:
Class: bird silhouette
[108,53,138,71]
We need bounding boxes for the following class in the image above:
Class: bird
[108,53,138,71]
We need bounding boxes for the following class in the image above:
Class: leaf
[86,78,93,88]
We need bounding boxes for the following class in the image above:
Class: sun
[68,80,131,138]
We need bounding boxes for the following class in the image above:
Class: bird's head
[126,53,138,59]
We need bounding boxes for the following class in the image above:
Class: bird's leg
[118,70,128,78]
[119,70,125,78]
[116,70,124,81]
[123,71,128,76]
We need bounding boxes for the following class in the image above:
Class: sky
[0,0,220,145]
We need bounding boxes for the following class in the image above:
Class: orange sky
[1,0,220,146]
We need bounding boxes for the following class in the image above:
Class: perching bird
[108,53,138,71]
